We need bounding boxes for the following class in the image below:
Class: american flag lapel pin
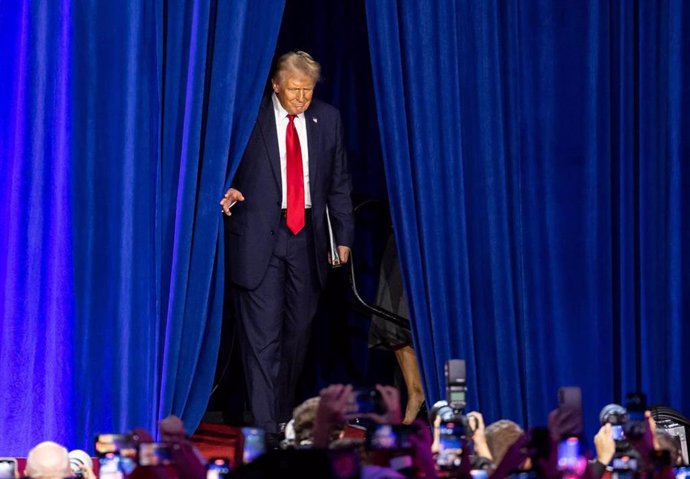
[312,117,318,123]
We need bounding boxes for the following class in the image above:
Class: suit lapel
[305,108,319,190]
[257,97,281,191]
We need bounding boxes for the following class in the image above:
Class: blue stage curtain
[366,0,690,435]
[0,0,283,454]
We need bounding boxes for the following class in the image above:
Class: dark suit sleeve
[327,111,354,247]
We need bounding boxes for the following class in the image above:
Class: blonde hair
[485,419,524,466]
[272,50,321,84]
[292,397,321,445]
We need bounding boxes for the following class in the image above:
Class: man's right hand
[594,423,615,466]
[313,384,353,448]
[220,188,244,216]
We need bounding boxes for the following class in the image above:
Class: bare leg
[395,345,425,424]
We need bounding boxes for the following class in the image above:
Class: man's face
[272,69,315,115]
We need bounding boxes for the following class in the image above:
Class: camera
[446,359,468,411]
[611,455,638,475]
[431,359,475,470]
[599,395,648,472]
[600,403,631,450]
[437,418,465,470]
[68,450,93,479]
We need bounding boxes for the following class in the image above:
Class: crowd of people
[6,384,687,479]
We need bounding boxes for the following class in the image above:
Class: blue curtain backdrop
[366,0,689,438]
[2,0,689,456]
[0,0,283,455]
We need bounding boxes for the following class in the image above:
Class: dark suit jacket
[226,96,354,290]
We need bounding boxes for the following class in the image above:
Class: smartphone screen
[368,424,416,450]
[138,443,173,467]
[611,455,637,472]
[206,457,231,479]
[508,472,537,479]
[0,459,18,479]
[436,421,464,470]
[611,425,625,441]
[95,434,137,474]
[99,452,124,479]
[557,437,586,476]
[369,424,397,449]
[350,389,385,415]
[241,427,265,464]
[675,467,690,479]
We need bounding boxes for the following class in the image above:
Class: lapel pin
[312,117,318,123]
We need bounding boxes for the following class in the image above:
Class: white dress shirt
[272,93,312,209]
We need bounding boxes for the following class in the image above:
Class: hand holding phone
[557,387,583,439]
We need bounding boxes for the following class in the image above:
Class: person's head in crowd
[292,396,323,447]
[159,415,187,442]
[25,441,72,479]
[655,429,683,466]
[485,419,525,466]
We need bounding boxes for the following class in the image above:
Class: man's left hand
[336,245,350,264]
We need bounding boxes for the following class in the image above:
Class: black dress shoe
[265,432,283,451]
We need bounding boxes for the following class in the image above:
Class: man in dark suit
[220,51,354,437]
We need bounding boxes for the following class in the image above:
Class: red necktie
[286,114,305,234]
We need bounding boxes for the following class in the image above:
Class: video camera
[599,403,632,452]
[600,392,648,444]
[430,359,473,470]
[599,393,649,474]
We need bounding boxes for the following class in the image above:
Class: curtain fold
[0,0,284,455]
[0,0,76,452]
[366,0,690,435]
[157,0,286,430]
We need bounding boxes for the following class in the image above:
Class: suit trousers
[232,213,321,433]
